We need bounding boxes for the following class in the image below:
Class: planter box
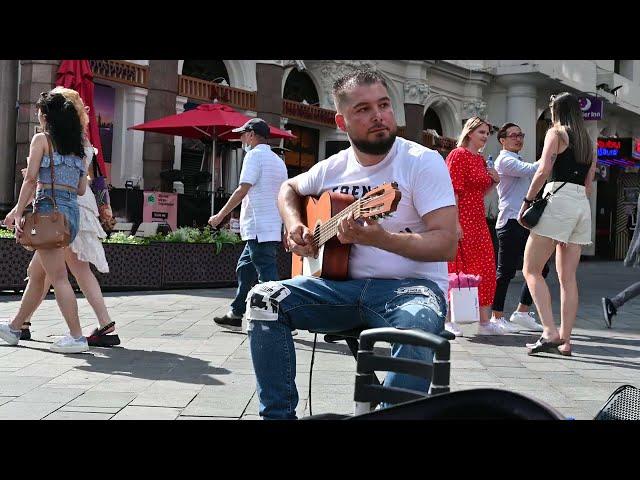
[162,242,245,288]
[1,237,293,293]
[70,243,163,292]
[0,238,33,292]
[161,242,293,288]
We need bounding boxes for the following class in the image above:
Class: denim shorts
[34,188,79,243]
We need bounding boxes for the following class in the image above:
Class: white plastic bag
[450,286,480,324]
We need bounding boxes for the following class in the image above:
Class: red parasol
[55,60,107,176]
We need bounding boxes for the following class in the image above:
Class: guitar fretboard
[312,197,370,247]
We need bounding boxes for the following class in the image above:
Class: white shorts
[530,181,592,245]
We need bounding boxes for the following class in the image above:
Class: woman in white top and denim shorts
[518,92,596,357]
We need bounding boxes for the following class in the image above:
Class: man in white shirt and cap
[209,118,289,332]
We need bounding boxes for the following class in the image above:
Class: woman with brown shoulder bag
[10,87,119,347]
[1,91,90,353]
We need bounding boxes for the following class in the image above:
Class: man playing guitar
[246,69,458,419]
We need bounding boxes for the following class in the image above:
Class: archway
[424,107,443,136]
[182,60,230,84]
[424,95,459,138]
[283,69,319,104]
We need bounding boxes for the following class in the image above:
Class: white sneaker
[477,322,505,336]
[50,335,89,354]
[491,317,521,333]
[0,323,21,346]
[510,311,544,332]
[291,329,299,337]
[444,321,463,337]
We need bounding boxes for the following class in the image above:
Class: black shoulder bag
[519,181,567,229]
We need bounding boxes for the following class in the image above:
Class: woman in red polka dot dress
[445,116,501,336]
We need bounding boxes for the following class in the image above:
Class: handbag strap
[43,132,58,210]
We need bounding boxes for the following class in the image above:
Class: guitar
[287,182,401,280]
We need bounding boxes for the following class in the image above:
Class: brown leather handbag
[17,133,71,250]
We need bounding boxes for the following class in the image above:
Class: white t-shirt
[296,136,455,295]
[238,144,289,242]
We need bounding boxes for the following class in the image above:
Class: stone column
[142,60,178,191]
[15,60,59,195]
[110,87,147,189]
[506,82,537,164]
[403,80,429,145]
[0,60,18,214]
[583,121,599,256]
[256,62,284,146]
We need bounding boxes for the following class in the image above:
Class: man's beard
[351,129,397,155]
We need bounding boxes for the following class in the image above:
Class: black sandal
[527,336,563,355]
[20,322,31,341]
[86,321,121,347]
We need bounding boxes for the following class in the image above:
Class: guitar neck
[314,199,363,248]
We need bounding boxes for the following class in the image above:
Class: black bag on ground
[594,384,640,420]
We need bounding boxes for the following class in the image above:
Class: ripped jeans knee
[382,285,446,332]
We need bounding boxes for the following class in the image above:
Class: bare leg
[36,248,82,337]
[523,233,559,341]
[515,304,530,313]
[9,253,50,330]
[555,242,582,352]
[65,249,112,330]
[480,306,491,324]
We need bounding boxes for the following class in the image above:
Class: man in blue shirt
[490,122,547,332]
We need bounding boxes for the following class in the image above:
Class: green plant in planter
[103,232,148,245]
[0,229,15,239]
[100,227,242,251]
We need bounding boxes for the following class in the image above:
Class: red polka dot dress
[446,147,496,307]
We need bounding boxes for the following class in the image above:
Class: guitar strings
[313,195,382,246]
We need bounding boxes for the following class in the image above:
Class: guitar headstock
[358,182,402,220]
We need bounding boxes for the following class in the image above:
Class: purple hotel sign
[579,96,603,121]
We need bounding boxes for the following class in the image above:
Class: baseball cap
[232,117,270,138]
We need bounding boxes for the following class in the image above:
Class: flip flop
[86,321,121,347]
[527,336,563,355]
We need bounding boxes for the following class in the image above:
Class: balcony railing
[90,60,148,88]
[178,75,256,111]
[282,100,337,128]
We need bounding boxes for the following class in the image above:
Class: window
[284,124,319,177]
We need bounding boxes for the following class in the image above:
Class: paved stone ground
[1,259,639,420]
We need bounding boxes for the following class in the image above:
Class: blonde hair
[50,86,89,132]
[456,116,491,148]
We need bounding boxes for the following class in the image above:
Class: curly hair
[35,91,85,158]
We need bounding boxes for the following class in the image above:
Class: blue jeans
[230,240,280,315]
[35,189,79,243]
[246,276,447,419]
